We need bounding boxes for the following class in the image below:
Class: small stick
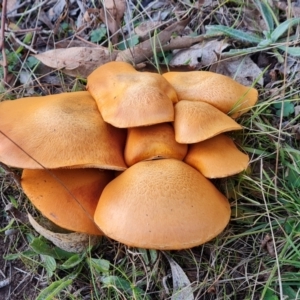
[0,0,8,84]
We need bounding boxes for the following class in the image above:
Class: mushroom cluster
[0,61,258,250]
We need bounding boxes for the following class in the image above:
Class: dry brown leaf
[135,21,163,41]
[116,18,190,63]
[47,0,66,22]
[28,214,101,253]
[34,47,118,77]
[99,0,126,44]
[170,40,229,68]
[210,56,263,86]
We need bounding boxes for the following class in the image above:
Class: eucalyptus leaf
[164,254,194,300]
[205,25,262,44]
[270,18,300,42]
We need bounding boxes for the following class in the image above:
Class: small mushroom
[0,91,127,170]
[22,168,114,235]
[163,71,258,118]
[174,100,242,144]
[87,61,178,127]
[124,123,188,166]
[184,134,249,178]
[94,159,230,250]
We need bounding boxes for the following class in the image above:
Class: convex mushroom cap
[124,123,188,166]
[22,168,114,235]
[0,91,127,170]
[87,61,178,128]
[163,71,258,118]
[174,100,242,144]
[94,159,231,250]
[184,134,249,178]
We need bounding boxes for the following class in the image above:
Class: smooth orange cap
[184,134,249,178]
[94,159,230,250]
[124,123,188,166]
[174,100,242,144]
[87,62,178,127]
[22,168,114,235]
[163,71,258,118]
[0,91,127,170]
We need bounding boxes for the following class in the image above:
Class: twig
[0,0,8,84]
[9,32,38,54]
[11,0,49,17]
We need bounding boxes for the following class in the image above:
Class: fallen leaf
[34,47,118,77]
[99,0,126,44]
[210,55,264,86]
[47,0,66,22]
[134,21,163,40]
[164,253,194,300]
[170,40,229,68]
[28,214,101,253]
[261,234,275,257]
[116,18,190,63]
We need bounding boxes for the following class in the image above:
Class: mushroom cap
[22,168,114,235]
[124,123,188,166]
[86,61,178,128]
[162,71,258,118]
[174,100,242,144]
[94,159,230,250]
[0,91,127,170]
[184,134,249,178]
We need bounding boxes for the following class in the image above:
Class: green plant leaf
[42,254,57,277]
[277,46,300,57]
[36,278,73,300]
[205,25,262,44]
[273,101,294,117]
[30,237,75,260]
[270,18,300,42]
[90,27,107,43]
[118,35,140,50]
[59,253,85,269]
[254,0,274,32]
[89,258,110,273]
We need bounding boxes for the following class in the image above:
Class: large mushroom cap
[87,61,178,128]
[22,168,114,235]
[124,123,188,166]
[184,134,249,178]
[0,91,127,170]
[174,100,242,144]
[163,71,258,118]
[94,159,230,250]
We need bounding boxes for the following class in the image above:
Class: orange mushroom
[163,71,258,118]
[94,159,230,250]
[174,100,242,144]
[22,168,114,235]
[124,123,188,166]
[0,91,127,170]
[184,134,249,178]
[87,61,178,128]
